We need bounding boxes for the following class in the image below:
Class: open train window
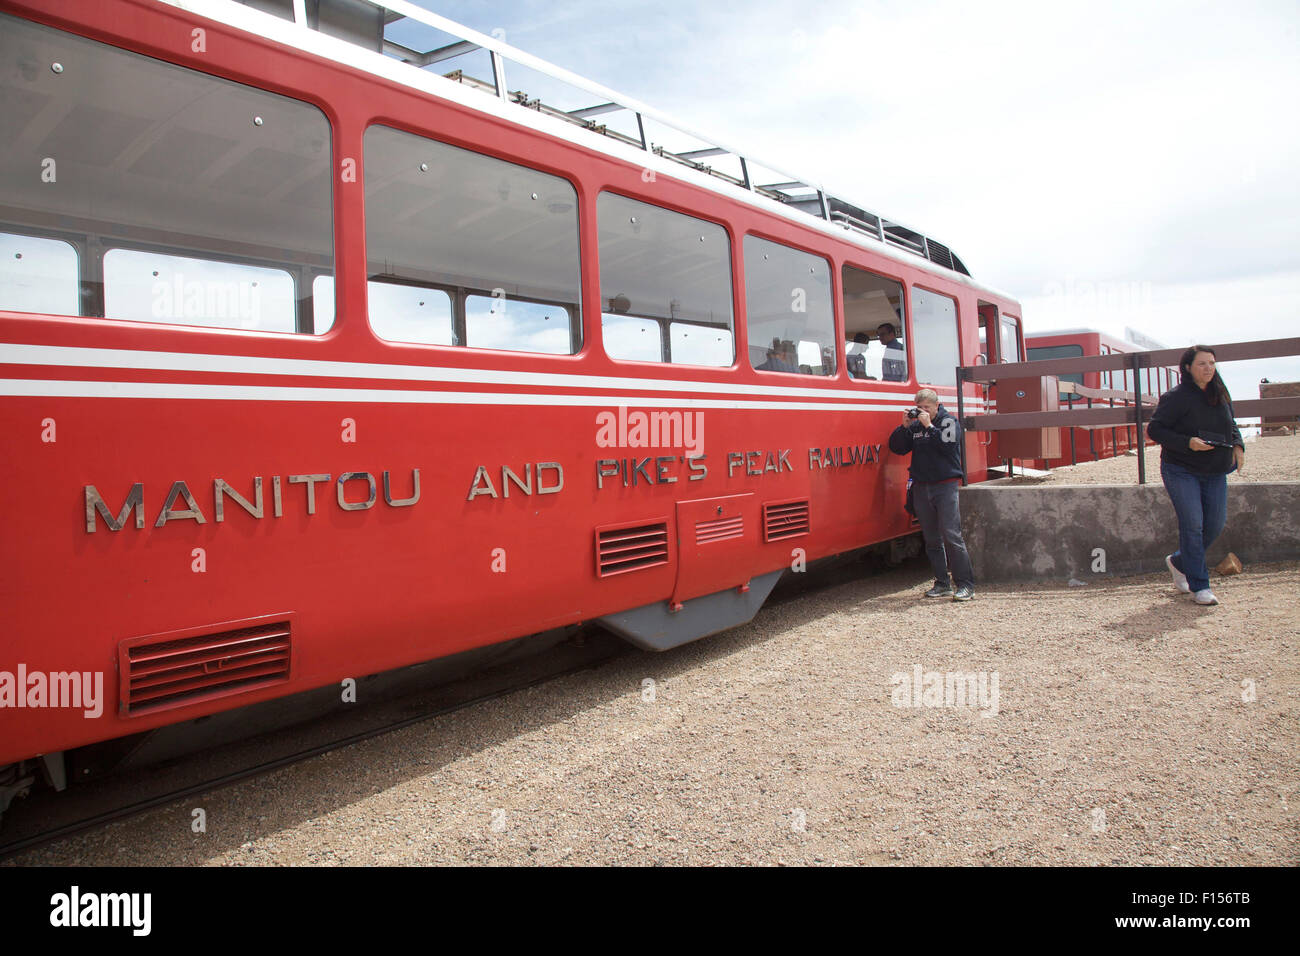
[363,124,582,355]
[1000,314,1021,363]
[465,293,572,354]
[103,248,296,332]
[0,13,333,332]
[366,279,454,345]
[841,264,907,383]
[910,288,960,387]
[744,236,834,376]
[0,232,79,316]
[601,313,663,362]
[670,321,734,367]
[597,193,734,367]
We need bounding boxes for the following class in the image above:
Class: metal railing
[223,0,972,276]
[956,337,1300,483]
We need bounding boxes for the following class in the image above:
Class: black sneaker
[925,584,954,598]
[952,586,974,602]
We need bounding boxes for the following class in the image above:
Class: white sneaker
[1165,554,1191,594]
[1194,589,1218,606]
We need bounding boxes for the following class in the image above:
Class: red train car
[1026,328,1177,470]
[0,0,1024,801]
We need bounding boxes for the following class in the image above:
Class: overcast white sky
[413,0,1299,410]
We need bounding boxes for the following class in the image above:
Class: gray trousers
[912,479,975,590]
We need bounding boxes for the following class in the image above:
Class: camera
[906,407,922,419]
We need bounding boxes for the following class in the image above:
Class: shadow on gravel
[7,554,936,865]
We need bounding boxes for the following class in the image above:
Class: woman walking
[1146,345,1245,605]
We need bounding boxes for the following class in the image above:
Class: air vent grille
[695,514,743,545]
[122,620,291,715]
[925,239,955,271]
[596,522,669,577]
[763,500,810,541]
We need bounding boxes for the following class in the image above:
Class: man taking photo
[887,388,975,601]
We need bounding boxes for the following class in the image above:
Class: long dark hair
[1179,344,1231,406]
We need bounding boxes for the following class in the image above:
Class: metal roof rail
[238,0,971,277]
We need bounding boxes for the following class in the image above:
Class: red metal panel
[996,376,1062,459]
[672,493,758,604]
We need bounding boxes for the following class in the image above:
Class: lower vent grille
[763,500,810,541]
[596,522,670,577]
[122,620,291,715]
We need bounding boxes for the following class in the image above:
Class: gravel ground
[1010,434,1300,485]
[12,559,1298,867]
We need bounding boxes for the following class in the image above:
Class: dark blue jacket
[888,404,965,482]
[1146,380,1242,474]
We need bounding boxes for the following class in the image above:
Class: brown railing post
[955,365,968,486]
[1132,353,1146,485]
[1067,392,1077,466]
[1086,398,1096,460]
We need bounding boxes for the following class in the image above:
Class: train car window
[312,275,337,334]
[1026,344,1084,386]
[910,288,960,387]
[602,313,664,362]
[0,232,79,316]
[103,249,296,332]
[313,275,457,342]
[0,13,333,332]
[369,281,454,345]
[744,235,834,376]
[842,265,907,383]
[1000,315,1021,362]
[465,294,571,353]
[364,125,581,354]
[597,193,733,367]
[670,322,734,367]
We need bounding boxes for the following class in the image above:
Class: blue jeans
[1160,461,1228,592]
[912,479,975,590]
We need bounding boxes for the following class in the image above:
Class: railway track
[0,547,913,862]
[0,632,627,861]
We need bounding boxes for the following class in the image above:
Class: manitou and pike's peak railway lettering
[85,469,422,532]
[810,444,884,469]
[726,450,794,477]
[596,455,708,488]
[466,462,565,500]
[594,442,882,490]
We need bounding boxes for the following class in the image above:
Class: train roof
[158,0,1020,305]
[1027,327,1168,351]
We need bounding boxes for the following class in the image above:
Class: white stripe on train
[0,378,979,411]
[0,343,987,407]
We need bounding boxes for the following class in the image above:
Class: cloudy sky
[410,0,1298,411]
